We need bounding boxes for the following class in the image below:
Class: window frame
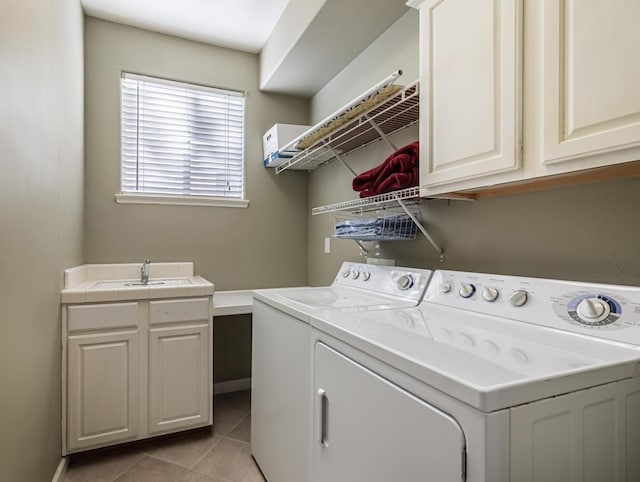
[116,72,249,208]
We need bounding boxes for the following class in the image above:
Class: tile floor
[65,390,265,482]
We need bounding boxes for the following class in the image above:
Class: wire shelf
[312,187,421,215]
[333,204,419,242]
[276,81,420,173]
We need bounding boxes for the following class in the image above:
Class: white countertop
[61,263,213,303]
[213,290,253,316]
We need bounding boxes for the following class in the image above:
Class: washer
[250,262,432,482]
[311,270,640,482]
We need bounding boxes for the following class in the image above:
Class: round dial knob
[341,269,350,278]
[509,290,529,307]
[440,282,452,293]
[482,287,499,302]
[458,283,476,299]
[576,297,610,322]
[397,274,414,291]
[350,270,360,279]
[361,272,371,281]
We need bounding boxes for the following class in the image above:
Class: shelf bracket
[363,114,397,152]
[394,195,445,263]
[323,141,357,177]
[354,240,369,258]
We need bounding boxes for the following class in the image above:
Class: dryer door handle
[317,388,329,448]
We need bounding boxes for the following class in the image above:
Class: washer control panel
[333,262,432,303]
[424,270,640,346]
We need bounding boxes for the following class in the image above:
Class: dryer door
[314,342,467,482]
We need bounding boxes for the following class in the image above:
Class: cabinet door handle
[317,388,329,448]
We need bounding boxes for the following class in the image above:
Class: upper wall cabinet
[409,0,522,192]
[540,0,640,165]
[410,0,640,197]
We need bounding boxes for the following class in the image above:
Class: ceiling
[80,0,411,97]
[80,0,290,53]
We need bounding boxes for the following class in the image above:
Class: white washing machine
[251,262,432,482]
[311,270,640,482]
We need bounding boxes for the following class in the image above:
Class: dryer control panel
[424,270,640,346]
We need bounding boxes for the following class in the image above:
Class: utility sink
[61,262,214,303]
[91,279,194,289]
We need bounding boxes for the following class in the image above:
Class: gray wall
[84,17,309,291]
[84,18,309,383]
[0,0,85,480]
[308,10,640,287]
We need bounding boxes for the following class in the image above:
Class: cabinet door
[314,342,466,482]
[148,323,210,434]
[67,331,138,452]
[541,0,640,164]
[418,0,522,191]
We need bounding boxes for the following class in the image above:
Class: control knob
[361,272,371,281]
[459,283,476,299]
[576,297,610,322]
[440,282,452,293]
[341,269,350,278]
[351,270,360,279]
[482,287,499,302]
[509,290,529,307]
[397,274,414,291]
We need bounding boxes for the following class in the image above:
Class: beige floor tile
[65,450,145,482]
[215,390,251,413]
[192,439,264,482]
[212,404,246,436]
[113,456,193,482]
[185,471,230,482]
[226,415,251,443]
[144,431,221,468]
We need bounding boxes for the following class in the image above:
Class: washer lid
[311,304,640,412]
[253,286,418,323]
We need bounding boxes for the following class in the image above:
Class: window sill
[115,193,250,208]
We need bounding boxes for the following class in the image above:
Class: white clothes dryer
[310,270,640,482]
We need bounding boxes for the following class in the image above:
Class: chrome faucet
[141,259,150,284]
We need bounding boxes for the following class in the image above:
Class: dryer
[311,270,640,481]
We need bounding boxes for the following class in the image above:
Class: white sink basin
[91,279,194,289]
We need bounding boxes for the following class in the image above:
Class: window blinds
[121,73,245,199]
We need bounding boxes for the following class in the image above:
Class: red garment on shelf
[352,141,419,198]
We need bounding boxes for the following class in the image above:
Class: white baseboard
[213,377,251,395]
[52,457,68,482]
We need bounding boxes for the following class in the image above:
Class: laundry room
[3,0,640,481]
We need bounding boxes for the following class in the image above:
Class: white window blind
[121,73,245,200]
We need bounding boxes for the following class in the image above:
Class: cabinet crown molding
[405,0,426,9]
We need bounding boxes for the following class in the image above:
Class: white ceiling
[81,0,411,97]
[80,0,290,53]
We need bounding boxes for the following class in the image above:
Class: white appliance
[311,270,640,482]
[251,262,432,482]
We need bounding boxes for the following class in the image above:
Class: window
[118,73,247,207]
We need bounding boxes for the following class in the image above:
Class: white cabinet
[539,0,640,165]
[411,0,640,197]
[67,330,139,452]
[314,342,466,482]
[413,0,522,191]
[63,297,213,454]
[148,323,210,434]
